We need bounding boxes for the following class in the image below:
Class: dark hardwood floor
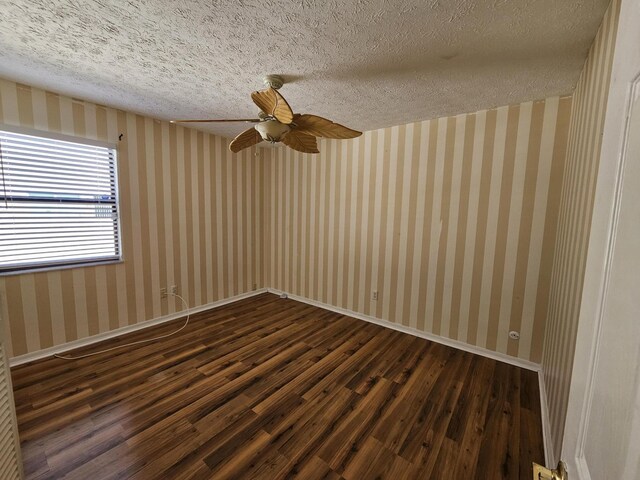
[11,293,544,479]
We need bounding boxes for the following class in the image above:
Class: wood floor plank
[266,386,359,473]
[11,293,545,479]
[473,361,514,480]
[316,376,400,473]
[451,358,495,479]
[408,351,472,478]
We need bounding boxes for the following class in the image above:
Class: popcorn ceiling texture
[0,0,609,138]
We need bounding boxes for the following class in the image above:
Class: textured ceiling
[0,0,609,138]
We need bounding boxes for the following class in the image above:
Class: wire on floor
[53,293,190,360]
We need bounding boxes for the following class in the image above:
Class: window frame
[0,123,123,276]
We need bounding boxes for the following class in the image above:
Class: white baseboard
[538,370,555,468]
[11,284,541,372]
[266,288,541,373]
[9,288,268,367]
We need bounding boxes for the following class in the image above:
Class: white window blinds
[0,128,121,274]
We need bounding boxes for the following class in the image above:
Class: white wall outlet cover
[509,331,520,340]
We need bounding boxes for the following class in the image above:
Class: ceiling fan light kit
[254,120,291,142]
[171,75,362,154]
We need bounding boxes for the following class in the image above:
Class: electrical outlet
[372,290,378,301]
[160,287,167,298]
[169,285,177,295]
[509,331,520,340]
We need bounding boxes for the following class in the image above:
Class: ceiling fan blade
[280,130,319,154]
[251,88,294,124]
[229,127,263,153]
[170,118,260,123]
[292,114,362,139]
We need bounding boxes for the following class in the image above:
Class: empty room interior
[1,0,639,478]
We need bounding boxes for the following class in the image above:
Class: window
[0,127,121,274]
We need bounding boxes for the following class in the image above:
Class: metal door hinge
[533,461,568,480]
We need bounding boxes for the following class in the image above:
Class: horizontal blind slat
[0,143,113,161]
[1,238,117,251]
[3,231,118,241]
[1,152,113,173]
[1,248,118,262]
[3,166,113,184]
[2,159,113,178]
[0,134,114,157]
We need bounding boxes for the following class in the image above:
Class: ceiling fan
[170,75,362,154]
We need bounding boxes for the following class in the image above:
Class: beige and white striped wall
[0,78,264,358]
[263,96,572,363]
[541,0,620,460]
[0,76,577,368]
[0,71,592,373]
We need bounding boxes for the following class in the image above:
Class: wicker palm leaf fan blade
[171,75,362,154]
[280,130,319,154]
[251,88,294,124]
[293,114,361,139]
[229,128,263,153]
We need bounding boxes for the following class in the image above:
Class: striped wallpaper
[263,96,572,363]
[0,78,264,358]
[542,0,620,461]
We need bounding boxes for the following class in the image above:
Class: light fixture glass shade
[254,120,291,142]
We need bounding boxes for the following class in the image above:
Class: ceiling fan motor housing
[263,74,284,90]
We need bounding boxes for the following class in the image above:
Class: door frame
[561,0,640,476]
